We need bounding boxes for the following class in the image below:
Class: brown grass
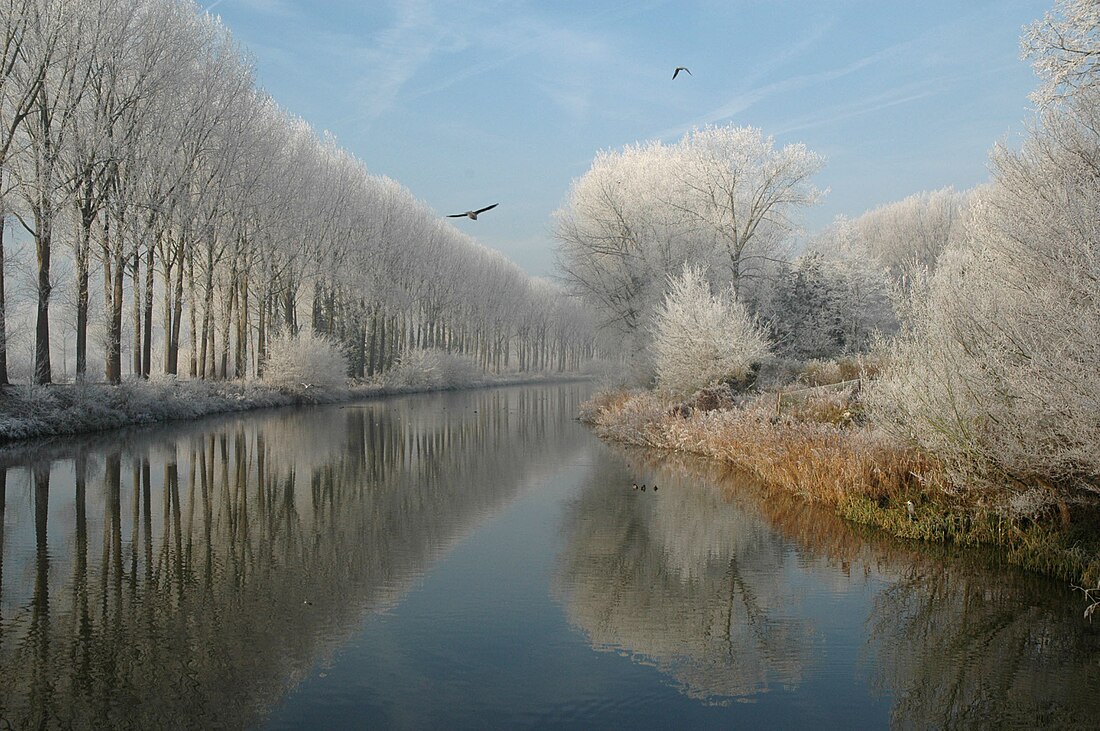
[581,387,1100,588]
[587,389,935,506]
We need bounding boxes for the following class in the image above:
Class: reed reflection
[0,385,587,730]
[578,447,1100,727]
[864,560,1100,729]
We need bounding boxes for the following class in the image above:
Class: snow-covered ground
[1,372,589,443]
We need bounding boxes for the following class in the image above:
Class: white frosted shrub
[384,348,484,389]
[653,264,771,395]
[868,101,1100,494]
[262,330,348,389]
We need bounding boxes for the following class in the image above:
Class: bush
[653,264,771,395]
[383,348,484,390]
[867,105,1100,495]
[262,330,348,389]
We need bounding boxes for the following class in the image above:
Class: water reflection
[866,558,1100,729]
[558,447,1100,726]
[3,388,1098,729]
[556,453,813,702]
[0,386,587,730]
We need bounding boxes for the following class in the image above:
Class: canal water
[0,383,1097,729]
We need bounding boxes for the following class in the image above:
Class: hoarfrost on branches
[652,264,771,395]
[1023,0,1100,107]
[261,329,348,390]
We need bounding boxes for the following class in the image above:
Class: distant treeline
[0,0,599,386]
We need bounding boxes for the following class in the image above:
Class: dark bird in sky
[672,66,691,79]
[447,203,498,220]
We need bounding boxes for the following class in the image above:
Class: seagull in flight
[672,66,691,79]
[447,203,498,220]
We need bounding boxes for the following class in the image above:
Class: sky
[204,0,1052,277]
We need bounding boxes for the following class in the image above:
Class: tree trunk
[283,286,296,335]
[219,271,236,379]
[162,244,174,375]
[168,239,185,375]
[75,229,89,380]
[355,323,366,378]
[74,174,95,381]
[367,307,378,377]
[104,246,124,385]
[235,273,248,378]
[142,243,154,378]
[256,289,268,378]
[102,209,124,385]
[34,210,52,384]
[198,245,214,380]
[131,248,142,378]
[311,280,323,333]
[0,191,8,386]
[188,249,197,377]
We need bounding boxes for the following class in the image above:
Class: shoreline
[579,389,1100,597]
[2,373,593,445]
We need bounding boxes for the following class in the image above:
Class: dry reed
[581,388,1100,589]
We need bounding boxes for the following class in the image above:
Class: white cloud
[344,0,466,125]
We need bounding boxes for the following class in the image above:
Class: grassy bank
[0,373,588,444]
[580,388,1100,594]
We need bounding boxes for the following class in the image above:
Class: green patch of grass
[837,493,1100,585]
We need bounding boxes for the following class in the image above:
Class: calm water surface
[1,383,1098,729]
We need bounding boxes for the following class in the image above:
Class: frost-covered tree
[760,252,896,360]
[0,0,42,384]
[555,141,697,359]
[1023,0,1100,107]
[757,253,845,360]
[675,125,825,292]
[868,88,1100,494]
[10,0,95,383]
[0,0,597,386]
[556,124,823,368]
[652,264,771,395]
[845,187,965,283]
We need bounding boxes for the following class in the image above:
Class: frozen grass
[581,388,935,506]
[580,386,1100,591]
[0,378,332,442]
[0,368,589,443]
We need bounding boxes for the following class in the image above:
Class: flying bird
[447,203,498,220]
[672,66,691,79]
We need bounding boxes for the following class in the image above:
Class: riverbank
[0,373,591,444]
[580,388,1100,595]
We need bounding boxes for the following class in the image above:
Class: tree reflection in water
[559,446,1100,726]
[556,452,813,702]
[0,385,586,730]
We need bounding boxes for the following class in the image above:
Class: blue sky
[205,0,1051,277]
